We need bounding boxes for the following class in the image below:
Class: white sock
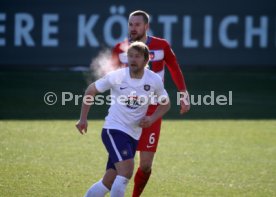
[110,175,129,197]
[84,179,109,197]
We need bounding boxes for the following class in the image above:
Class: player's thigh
[101,128,138,179]
[101,128,138,163]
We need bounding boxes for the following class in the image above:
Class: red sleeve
[111,43,121,69]
[164,41,187,91]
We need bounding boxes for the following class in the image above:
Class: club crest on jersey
[149,51,155,60]
[144,84,150,91]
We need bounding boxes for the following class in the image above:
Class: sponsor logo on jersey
[125,95,141,109]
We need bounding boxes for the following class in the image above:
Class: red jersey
[112,36,187,92]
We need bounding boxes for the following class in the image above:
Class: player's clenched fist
[139,116,154,128]
[75,119,88,135]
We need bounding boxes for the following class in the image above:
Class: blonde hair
[128,41,150,62]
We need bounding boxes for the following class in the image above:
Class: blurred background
[0,0,275,119]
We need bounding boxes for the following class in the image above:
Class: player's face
[128,15,148,41]
[127,48,147,74]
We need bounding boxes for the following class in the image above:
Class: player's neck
[138,35,148,44]
[129,69,144,79]
[130,34,148,44]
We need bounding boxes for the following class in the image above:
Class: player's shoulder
[149,36,170,46]
[109,67,127,76]
[145,68,163,83]
[114,39,128,51]
[103,67,127,83]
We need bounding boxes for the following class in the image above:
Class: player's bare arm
[75,83,99,135]
[139,98,171,128]
[163,42,190,115]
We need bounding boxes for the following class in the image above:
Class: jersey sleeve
[163,40,187,91]
[95,73,113,93]
[112,42,128,68]
[111,44,121,68]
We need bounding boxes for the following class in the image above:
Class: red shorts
[137,105,162,152]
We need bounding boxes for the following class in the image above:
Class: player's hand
[180,90,190,114]
[139,116,153,128]
[180,100,190,114]
[75,119,88,135]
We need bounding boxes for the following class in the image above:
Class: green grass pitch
[0,120,275,196]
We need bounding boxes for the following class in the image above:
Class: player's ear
[145,23,149,31]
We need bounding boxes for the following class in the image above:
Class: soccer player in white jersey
[76,41,171,197]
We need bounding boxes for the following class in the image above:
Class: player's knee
[102,176,115,190]
[102,179,113,190]
[126,171,133,179]
[140,162,152,173]
[119,170,133,179]
[102,169,117,190]
[116,166,134,179]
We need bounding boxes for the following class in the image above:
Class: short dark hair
[128,41,149,62]
[129,10,149,24]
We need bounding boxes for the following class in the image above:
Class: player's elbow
[166,99,171,112]
[161,98,171,113]
[85,83,98,96]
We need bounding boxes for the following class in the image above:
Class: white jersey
[95,67,168,140]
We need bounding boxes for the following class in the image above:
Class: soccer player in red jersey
[112,10,190,196]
